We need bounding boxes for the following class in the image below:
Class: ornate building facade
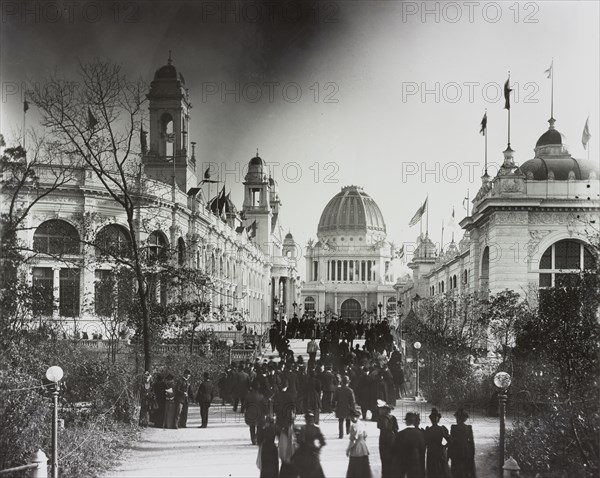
[301,186,398,321]
[3,57,298,336]
[396,117,599,315]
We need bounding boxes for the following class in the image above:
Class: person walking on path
[394,411,426,478]
[303,369,322,425]
[162,374,177,429]
[196,372,215,428]
[175,369,193,428]
[448,408,476,478]
[307,338,319,369]
[333,375,356,439]
[245,383,267,445]
[376,399,398,478]
[139,371,157,427]
[424,408,451,478]
[293,411,326,478]
[257,415,280,478]
[346,406,372,478]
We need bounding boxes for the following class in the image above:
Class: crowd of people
[137,320,477,478]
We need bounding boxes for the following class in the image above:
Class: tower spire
[168,50,173,65]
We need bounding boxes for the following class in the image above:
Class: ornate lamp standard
[46,366,64,478]
[226,339,234,365]
[292,302,298,316]
[413,342,422,401]
[494,372,512,478]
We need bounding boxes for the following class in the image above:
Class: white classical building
[396,117,599,314]
[301,186,399,321]
[3,57,299,336]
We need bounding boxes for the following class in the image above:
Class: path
[105,401,506,478]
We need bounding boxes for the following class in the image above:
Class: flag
[462,196,469,211]
[87,108,98,129]
[544,61,553,79]
[140,126,147,154]
[397,244,405,260]
[479,112,487,135]
[201,167,218,184]
[165,133,176,143]
[582,117,591,150]
[447,207,458,231]
[246,220,257,238]
[408,197,427,227]
[24,99,29,113]
[504,78,512,110]
[235,225,245,234]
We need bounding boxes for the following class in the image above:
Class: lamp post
[226,339,234,365]
[46,366,64,478]
[413,342,421,400]
[292,302,298,315]
[378,302,383,319]
[494,372,512,478]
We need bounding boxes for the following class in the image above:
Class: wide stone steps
[258,338,366,363]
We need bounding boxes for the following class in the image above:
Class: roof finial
[548,117,556,130]
[256,147,259,157]
[168,50,173,65]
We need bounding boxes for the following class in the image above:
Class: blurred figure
[333,375,356,439]
[376,400,398,478]
[394,412,426,478]
[294,411,326,478]
[257,415,279,478]
[175,369,193,428]
[162,373,177,429]
[139,371,157,427]
[424,408,451,478]
[196,372,215,428]
[245,382,267,445]
[448,409,476,478]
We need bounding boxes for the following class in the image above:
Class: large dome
[317,186,386,237]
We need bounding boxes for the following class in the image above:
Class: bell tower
[143,52,197,191]
[242,153,272,255]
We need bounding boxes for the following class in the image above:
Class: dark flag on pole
[504,78,512,110]
[24,100,30,113]
[87,108,98,129]
[408,197,428,227]
[582,117,591,150]
[201,167,218,183]
[480,112,487,135]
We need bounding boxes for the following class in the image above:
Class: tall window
[32,267,54,316]
[59,268,80,317]
[95,270,131,317]
[539,240,596,287]
[313,261,319,281]
[33,220,79,255]
[177,238,186,266]
[147,231,168,262]
[95,225,131,259]
[304,296,316,316]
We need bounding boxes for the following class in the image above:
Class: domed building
[302,186,398,321]
[397,115,599,316]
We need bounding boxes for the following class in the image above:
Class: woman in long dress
[448,409,476,478]
[162,374,178,429]
[257,415,279,478]
[424,408,451,478]
[346,407,372,478]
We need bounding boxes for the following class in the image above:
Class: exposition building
[396,116,599,315]
[1,57,299,337]
[301,186,399,321]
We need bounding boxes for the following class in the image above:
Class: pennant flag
[235,225,246,234]
[504,78,512,110]
[23,99,29,113]
[582,117,591,150]
[397,244,405,260]
[462,196,469,211]
[201,167,218,184]
[408,197,427,227]
[479,112,487,135]
[447,207,458,231]
[87,108,98,129]
[544,61,553,79]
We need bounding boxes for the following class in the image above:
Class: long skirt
[347,456,371,478]
[163,399,177,429]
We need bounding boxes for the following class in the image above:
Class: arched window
[441,281,445,293]
[177,238,186,266]
[539,239,596,287]
[33,220,79,255]
[340,298,362,320]
[304,296,316,317]
[95,225,131,259]
[146,231,168,262]
[463,269,468,284]
[161,113,174,158]
[453,275,457,289]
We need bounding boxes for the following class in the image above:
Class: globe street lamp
[46,365,64,478]
[413,342,422,401]
[494,371,512,478]
[226,338,234,365]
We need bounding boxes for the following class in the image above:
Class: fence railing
[0,450,47,478]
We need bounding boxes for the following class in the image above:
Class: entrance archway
[340,298,362,320]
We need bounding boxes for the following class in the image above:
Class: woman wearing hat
[346,406,372,478]
[376,400,398,478]
[448,409,476,478]
[424,408,451,478]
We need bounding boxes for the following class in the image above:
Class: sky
[1,0,599,278]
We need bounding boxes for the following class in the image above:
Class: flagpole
[550,59,554,120]
[426,196,429,237]
[507,71,511,148]
[22,101,27,151]
[484,108,488,176]
[466,189,470,216]
[440,220,444,255]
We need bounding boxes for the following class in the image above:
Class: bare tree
[28,60,157,370]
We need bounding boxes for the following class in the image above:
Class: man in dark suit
[273,378,295,432]
[320,365,337,413]
[232,364,250,413]
[196,372,215,428]
[175,369,193,428]
[394,411,426,478]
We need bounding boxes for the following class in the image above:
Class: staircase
[257,338,366,364]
